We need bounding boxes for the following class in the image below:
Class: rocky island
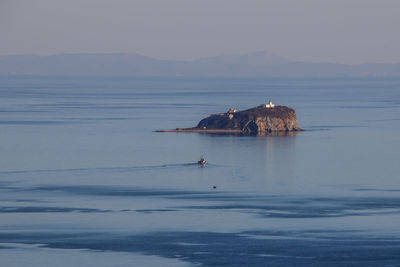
[157,102,302,136]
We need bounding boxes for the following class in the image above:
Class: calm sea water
[0,76,400,266]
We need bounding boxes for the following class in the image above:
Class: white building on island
[262,100,275,108]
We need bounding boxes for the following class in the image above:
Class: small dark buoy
[198,157,206,166]
[213,186,217,189]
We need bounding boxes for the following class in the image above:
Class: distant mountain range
[1,51,400,77]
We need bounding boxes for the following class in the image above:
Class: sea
[0,76,399,266]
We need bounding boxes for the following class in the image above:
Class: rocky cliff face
[157,105,302,135]
[195,105,302,134]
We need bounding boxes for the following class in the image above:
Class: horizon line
[1,52,400,66]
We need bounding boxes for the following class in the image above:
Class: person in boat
[198,157,206,165]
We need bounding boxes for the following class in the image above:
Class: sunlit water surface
[1,76,400,266]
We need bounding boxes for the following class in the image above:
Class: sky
[1,0,400,64]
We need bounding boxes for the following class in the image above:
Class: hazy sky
[1,0,400,64]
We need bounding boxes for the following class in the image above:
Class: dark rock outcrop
[157,105,302,135]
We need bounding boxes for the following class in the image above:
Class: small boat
[198,157,206,166]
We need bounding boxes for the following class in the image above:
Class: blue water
[1,76,400,266]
